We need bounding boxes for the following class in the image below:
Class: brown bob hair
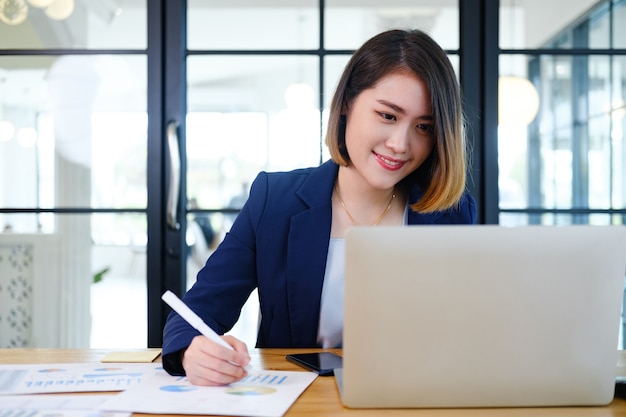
[325,29,468,213]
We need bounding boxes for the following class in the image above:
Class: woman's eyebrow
[377,99,405,114]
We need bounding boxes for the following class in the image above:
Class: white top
[317,205,409,348]
[317,238,345,348]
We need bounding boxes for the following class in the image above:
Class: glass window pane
[0,213,146,348]
[500,53,624,220]
[612,56,626,211]
[499,0,601,49]
[186,211,219,282]
[614,0,626,48]
[0,55,147,211]
[588,3,610,49]
[499,212,530,226]
[325,0,458,50]
[587,55,612,209]
[0,1,146,50]
[498,55,539,214]
[323,55,350,110]
[91,212,147,348]
[499,212,621,225]
[187,0,319,50]
[588,114,612,208]
[186,55,321,211]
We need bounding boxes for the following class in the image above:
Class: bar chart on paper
[0,363,163,394]
[238,372,290,386]
[158,372,290,397]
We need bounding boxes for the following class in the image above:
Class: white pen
[161,290,258,375]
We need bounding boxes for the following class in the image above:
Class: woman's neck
[330,167,406,238]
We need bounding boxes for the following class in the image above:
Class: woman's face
[344,71,435,191]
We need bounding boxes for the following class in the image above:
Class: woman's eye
[417,123,434,133]
[379,112,396,121]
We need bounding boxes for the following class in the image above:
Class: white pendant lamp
[27,0,53,7]
[498,75,540,126]
[44,0,73,20]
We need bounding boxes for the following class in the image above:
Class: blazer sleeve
[439,192,477,224]
[161,172,270,375]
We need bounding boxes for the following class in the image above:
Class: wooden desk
[2,348,626,416]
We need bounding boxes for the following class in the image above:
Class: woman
[162,28,477,386]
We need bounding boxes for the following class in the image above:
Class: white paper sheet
[99,370,317,417]
[0,363,164,394]
[0,394,131,417]
[0,411,126,417]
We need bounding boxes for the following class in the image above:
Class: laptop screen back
[342,225,626,408]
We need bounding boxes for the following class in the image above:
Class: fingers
[182,335,251,386]
[222,335,251,364]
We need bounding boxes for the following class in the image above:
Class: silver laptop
[337,225,626,408]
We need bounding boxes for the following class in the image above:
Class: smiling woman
[335,71,435,228]
[161,28,476,387]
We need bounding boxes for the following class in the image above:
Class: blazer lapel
[286,161,337,346]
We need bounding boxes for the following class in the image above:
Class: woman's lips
[374,152,405,171]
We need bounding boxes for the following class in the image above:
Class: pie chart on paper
[225,386,277,396]
[159,384,198,392]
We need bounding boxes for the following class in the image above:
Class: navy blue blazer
[162,160,476,374]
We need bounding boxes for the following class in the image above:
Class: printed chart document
[0,362,163,394]
[0,411,125,417]
[0,394,130,417]
[100,370,318,417]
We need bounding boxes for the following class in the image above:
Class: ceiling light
[0,0,29,25]
[16,126,37,147]
[498,76,540,126]
[0,120,15,142]
[45,0,73,20]
[27,0,53,7]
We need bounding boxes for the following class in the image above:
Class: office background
[0,0,624,349]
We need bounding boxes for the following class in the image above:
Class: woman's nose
[385,127,410,153]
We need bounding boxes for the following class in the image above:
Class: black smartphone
[285,352,343,376]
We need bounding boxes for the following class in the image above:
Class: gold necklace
[335,183,396,226]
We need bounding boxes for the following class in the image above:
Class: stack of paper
[0,360,317,417]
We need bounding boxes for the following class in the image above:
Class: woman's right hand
[182,334,251,386]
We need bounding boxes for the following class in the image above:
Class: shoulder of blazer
[260,160,339,209]
[407,186,477,224]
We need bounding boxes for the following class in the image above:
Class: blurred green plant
[92,266,110,284]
